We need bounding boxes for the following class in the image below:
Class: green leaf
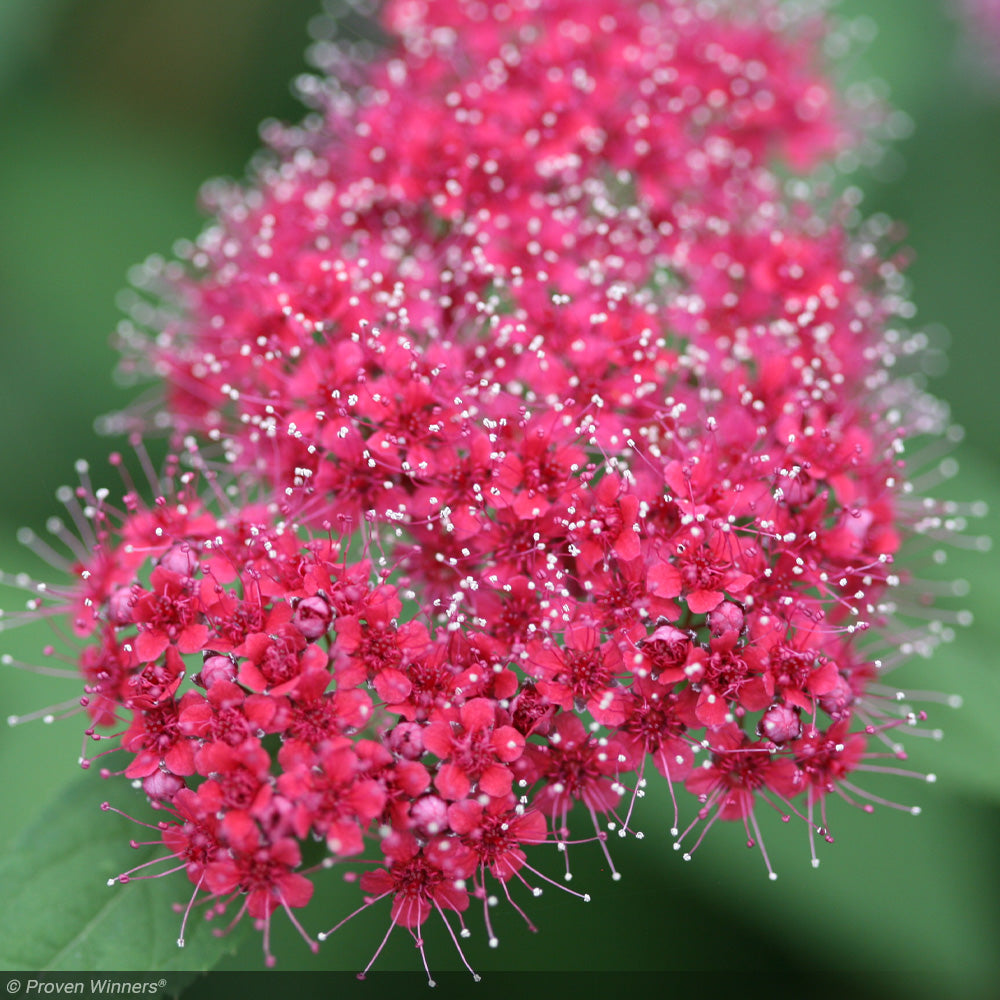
[885,448,1000,803]
[0,770,247,972]
[640,771,1000,996]
[0,0,71,91]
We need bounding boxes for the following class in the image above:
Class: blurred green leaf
[883,447,1000,803]
[0,0,70,90]
[639,775,999,997]
[0,531,85,852]
[0,770,247,972]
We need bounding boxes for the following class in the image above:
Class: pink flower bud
[107,586,134,625]
[758,703,802,744]
[292,596,333,639]
[142,770,184,800]
[410,795,450,836]
[387,722,425,760]
[158,543,199,576]
[198,655,236,688]
[708,602,745,638]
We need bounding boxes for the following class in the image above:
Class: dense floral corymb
[5,0,970,979]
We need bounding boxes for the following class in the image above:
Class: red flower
[423,698,525,800]
[526,622,628,726]
[359,832,475,929]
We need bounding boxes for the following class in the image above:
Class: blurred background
[0,0,998,994]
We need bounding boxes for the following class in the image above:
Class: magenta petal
[124,750,160,778]
[447,799,483,835]
[807,660,841,695]
[652,741,693,781]
[134,629,168,662]
[479,763,513,797]
[687,589,724,614]
[725,573,755,594]
[434,762,470,801]
[237,660,269,693]
[739,677,772,712]
[177,624,210,654]
[178,700,212,737]
[459,697,494,732]
[373,667,412,704]
[587,691,627,728]
[614,528,641,561]
[694,688,729,727]
[279,872,314,909]
[491,725,525,763]
[326,820,364,857]
[204,860,240,896]
[648,561,681,598]
[164,740,196,776]
[422,721,454,759]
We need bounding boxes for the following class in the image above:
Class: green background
[1,1,998,995]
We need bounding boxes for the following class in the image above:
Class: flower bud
[758,703,802,744]
[198,654,236,688]
[387,722,424,760]
[292,596,333,639]
[158,543,199,576]
[107,586,134,625]
[142,770,184,800]
[708,602,744,638]
[410,794,450,836]
[818,674,855,720]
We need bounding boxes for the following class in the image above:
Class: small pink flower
[423,698,525,800]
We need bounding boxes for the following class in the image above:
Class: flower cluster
[5,0,971,979]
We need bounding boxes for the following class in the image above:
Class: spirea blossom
[3,0,981,980]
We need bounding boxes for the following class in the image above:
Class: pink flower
[357,832,475,930]
[423,698,525,800]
